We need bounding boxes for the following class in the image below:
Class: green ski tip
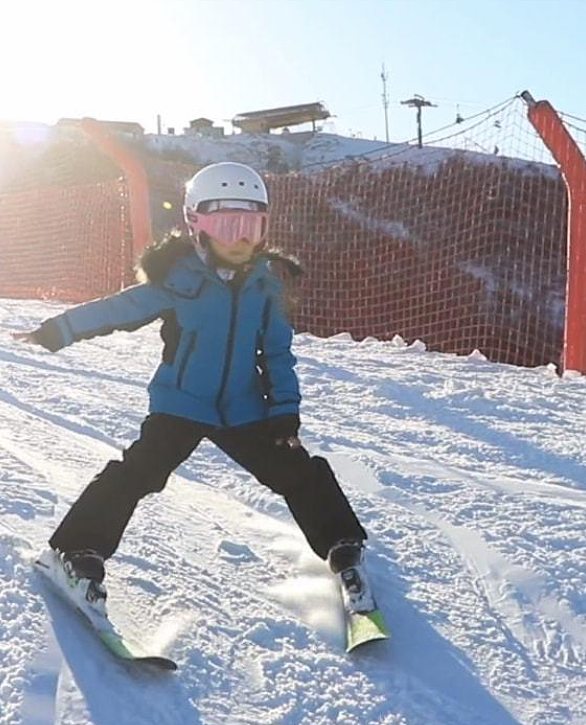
[346,609,390,653]
[98,631,178,671]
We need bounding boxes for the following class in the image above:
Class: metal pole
[400,95,437,148]
[381,64,390,143]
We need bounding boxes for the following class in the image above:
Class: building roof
[232,102,330,131]
[188,118,215,127]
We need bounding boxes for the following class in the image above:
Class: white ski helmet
[184,162,269,221]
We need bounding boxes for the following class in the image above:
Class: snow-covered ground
[142,128,558,176]
[143,130,407,171]
[2,117,558,180]
[1,297,585,725]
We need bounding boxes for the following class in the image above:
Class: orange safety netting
[267,152,567,368]
[263,98,570,368]
[0,128,133,302]
[1,98,583,368]
[0,179,134,303]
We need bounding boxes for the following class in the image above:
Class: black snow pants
[49,413,367,561]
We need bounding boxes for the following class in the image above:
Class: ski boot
[63,550,107,602]
[328,539,376,614]
[36,548,108,623]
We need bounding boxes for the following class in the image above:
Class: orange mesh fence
[263,97,570,368]
[267,152,567,367]
[0,179,133,303]
[0,127,133,302]
[1,98,584,369]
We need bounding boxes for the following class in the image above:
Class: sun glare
[0,0,167,127]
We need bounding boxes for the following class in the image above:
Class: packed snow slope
[1,298,586,725]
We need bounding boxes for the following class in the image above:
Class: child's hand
[12,326,61,352]
[11,331,39,344]
[275,436,302,450]
[269,415,301,449]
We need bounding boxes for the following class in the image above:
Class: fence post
[522,91,586,373]
[80,118,152,260]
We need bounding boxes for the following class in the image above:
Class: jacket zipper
[177,333,197,389]
[216,288,240,426]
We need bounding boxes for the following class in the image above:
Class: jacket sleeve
[33,284,174,352]
[261,285,301,418]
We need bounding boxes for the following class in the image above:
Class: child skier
[14,162,372,616]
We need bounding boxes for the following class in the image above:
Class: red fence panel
[0,179,133,303]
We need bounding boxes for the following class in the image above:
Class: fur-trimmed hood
[136,231,303,285]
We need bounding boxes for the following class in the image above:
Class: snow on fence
[0,96,583,369]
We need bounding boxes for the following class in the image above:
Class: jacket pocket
[176,332,197,389]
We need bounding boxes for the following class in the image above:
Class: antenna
[381,63,390,143]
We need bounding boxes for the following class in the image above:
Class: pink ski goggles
[186,206,269,247]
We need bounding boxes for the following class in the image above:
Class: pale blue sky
[0,0,584,141]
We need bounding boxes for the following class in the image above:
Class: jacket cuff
[268,401,300,418]
[34,317,71,352]
[267,413,300,439]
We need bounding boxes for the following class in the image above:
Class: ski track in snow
[1,299,586,725]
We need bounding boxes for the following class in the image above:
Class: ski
[34,551,177,671]
[333,558,390,652]
[92,630,177,671]
[345,608,390,653]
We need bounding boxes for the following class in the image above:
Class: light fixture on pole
[400,95,437,148]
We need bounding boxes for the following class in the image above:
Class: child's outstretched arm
[12,284,174,352]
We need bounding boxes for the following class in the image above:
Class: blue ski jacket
[36,249,301,427]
